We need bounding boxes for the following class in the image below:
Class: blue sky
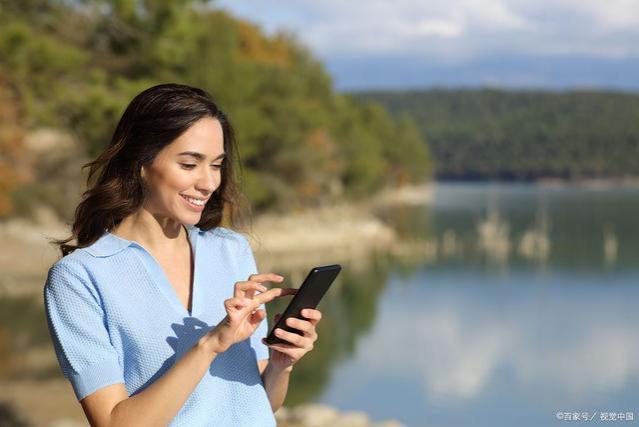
[215,0,639,92]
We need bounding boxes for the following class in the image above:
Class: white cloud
[344,287,639,405]
[407,19,464,38]
[216,0,639,61]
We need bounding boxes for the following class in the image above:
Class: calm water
[303,183,639,426]
[2,182,638,426]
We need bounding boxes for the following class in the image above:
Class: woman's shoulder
[45,235,122,292]
[44,250,99,298]
[49,246,95,275]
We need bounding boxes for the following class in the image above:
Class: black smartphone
[264,264,342,345]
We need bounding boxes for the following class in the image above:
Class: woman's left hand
[262,308,322,370]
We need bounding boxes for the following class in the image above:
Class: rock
[371,421,406,427]
[373,182,433,206]
[289,403,340,427]
[275,404,404,427]
[46,418,87,427]
[24,128,76,155]
[333,411,370,427]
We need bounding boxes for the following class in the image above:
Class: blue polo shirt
[43,224,275,426]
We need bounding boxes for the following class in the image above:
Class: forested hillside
[354,89,639,180]
[0,0,431,219]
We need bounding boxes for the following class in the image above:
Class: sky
[214,0,639,92]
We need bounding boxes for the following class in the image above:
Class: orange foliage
[295,128,342,201]
[0,327,9,378]
[0,77,29,218]
[236,21,292,67]
[305,128,341,173]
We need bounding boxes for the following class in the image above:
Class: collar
[84,223,202,258]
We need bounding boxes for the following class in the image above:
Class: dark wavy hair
[51,83,251,257]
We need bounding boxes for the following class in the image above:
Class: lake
[287,182,639,426]
[2,182,638,426]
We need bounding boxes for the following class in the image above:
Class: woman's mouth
[180,194,208,211]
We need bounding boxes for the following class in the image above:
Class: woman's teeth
[181,195,206,206]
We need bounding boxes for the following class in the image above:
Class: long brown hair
[51,83,251,257]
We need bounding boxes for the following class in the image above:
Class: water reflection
[0,296,54,380]
[317,270,639,426]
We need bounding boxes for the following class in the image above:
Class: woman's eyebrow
[177,151,226,161]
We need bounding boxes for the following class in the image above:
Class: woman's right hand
[205,273,297,355]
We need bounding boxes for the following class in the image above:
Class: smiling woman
[53,84,242,255]
[43,84,323,426]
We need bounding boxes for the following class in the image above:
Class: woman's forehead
[167,118,224,157]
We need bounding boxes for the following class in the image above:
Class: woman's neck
[111,210,188,254]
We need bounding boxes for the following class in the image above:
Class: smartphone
[264,264,342,345]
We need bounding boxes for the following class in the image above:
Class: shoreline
[0,182,433,299]
[247,182,432,272]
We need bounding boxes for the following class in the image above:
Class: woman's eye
[181,164,223,170]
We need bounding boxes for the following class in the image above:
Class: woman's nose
[196,168,218,194]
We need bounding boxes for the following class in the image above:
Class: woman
[44,83,322,426]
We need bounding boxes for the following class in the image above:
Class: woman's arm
[258,308,323,413]
[259,359,293,412]
[82,334,220,427]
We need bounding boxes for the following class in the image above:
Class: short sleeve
[238,236,270,361]
[44,261,125,400]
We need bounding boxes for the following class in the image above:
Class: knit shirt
[43,224,275,426]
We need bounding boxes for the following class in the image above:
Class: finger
[234,281,268,299]
[261,338,297,352]
[224,297,252,312]
[271,327,312,348]
[248,273,284,284]
[254,287,298,305]
[284,317,316,338]
[300,308,323,326]
[261,339,306,357]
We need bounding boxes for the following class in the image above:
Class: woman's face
[141,117,225,225]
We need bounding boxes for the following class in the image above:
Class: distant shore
[437,176,639,189]
[536,176,639,189]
